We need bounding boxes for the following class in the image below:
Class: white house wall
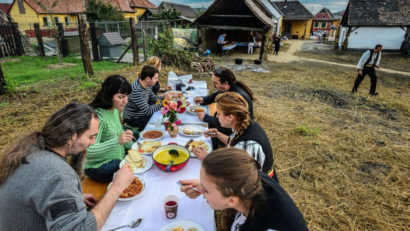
[339,26,406,50]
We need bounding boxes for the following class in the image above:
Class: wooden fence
[0,22,24,57]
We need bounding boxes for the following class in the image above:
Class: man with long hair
[0,102,134,230]
[194,66,256,149]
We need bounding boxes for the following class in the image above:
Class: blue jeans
[85,159,121,183]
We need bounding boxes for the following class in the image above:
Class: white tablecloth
[101,159,215,231]
[102,81,215,231]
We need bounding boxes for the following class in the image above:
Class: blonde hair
[145,56,162,69]
[215,92,251,145]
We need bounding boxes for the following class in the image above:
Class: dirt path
[267,40,410,77]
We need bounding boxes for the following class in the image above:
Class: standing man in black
[352,44,383,96]
[274,35,281,55]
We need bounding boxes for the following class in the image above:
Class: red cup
[163,195,178,219]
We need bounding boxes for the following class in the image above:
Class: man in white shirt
[352,44,383,95]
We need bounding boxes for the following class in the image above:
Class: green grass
[1,56,130,86]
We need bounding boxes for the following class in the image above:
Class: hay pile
[0,58,409,230]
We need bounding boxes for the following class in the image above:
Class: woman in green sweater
[84,75,134,182]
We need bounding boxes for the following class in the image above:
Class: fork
[107,218,142,231]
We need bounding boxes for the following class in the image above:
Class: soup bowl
[152,144,190,172]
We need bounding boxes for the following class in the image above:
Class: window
[54,17,60,24]
[17,0,25,14]
[314,22,319,28]
[43,17,49,27]
[64,17,70,26]
[321,22,327,28]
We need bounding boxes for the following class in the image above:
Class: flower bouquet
[161,99,185,137]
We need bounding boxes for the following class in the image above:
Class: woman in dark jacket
[179,148,308,231]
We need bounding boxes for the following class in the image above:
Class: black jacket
[238,173,309,231]
[231,122,273,174]
[202,83,254,128]
[201,83,254,149]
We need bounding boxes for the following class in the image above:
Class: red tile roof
[130,0,157,9]
[20,0,135,14]
[0,3,12,14]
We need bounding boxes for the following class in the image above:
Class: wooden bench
[82,177,109,201]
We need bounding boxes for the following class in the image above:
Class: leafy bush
[149,27,193,69]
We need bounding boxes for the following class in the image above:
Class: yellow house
[128,0,158,20]
[9,0,146,35]
[271,0,313,39]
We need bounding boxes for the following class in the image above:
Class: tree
[153,8,180,20]
[85,0,125,22]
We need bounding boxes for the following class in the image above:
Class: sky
[150,0,349,14]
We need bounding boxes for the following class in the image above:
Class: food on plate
[120,177,143,198]
[154,149,189,165]
[185,139,209,151]
[171,227,184,231]
[189,105,205,113]
[125,150,146,171]
[142,130,163,139]
[139,140,161,153]
[183,127,202,135]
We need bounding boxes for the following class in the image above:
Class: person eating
[84,75,134,183]
[193,92,277,181]
[193,66,256,149]
[179,148,308,231]
[123,65,174,131]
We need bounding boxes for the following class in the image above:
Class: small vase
[167,125,179,138]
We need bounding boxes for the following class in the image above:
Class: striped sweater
[84,108,132,169]
[123,78,163,121]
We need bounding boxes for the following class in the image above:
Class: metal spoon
[107,218,142,231]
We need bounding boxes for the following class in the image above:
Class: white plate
[186,105,207,115]
[119,156,153,174]
[107,176,146,202]
[131,141,162,155]
[160,220,205,231]
[179,125,204,137]
[186,141,212,157]
[140,129,165,140]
